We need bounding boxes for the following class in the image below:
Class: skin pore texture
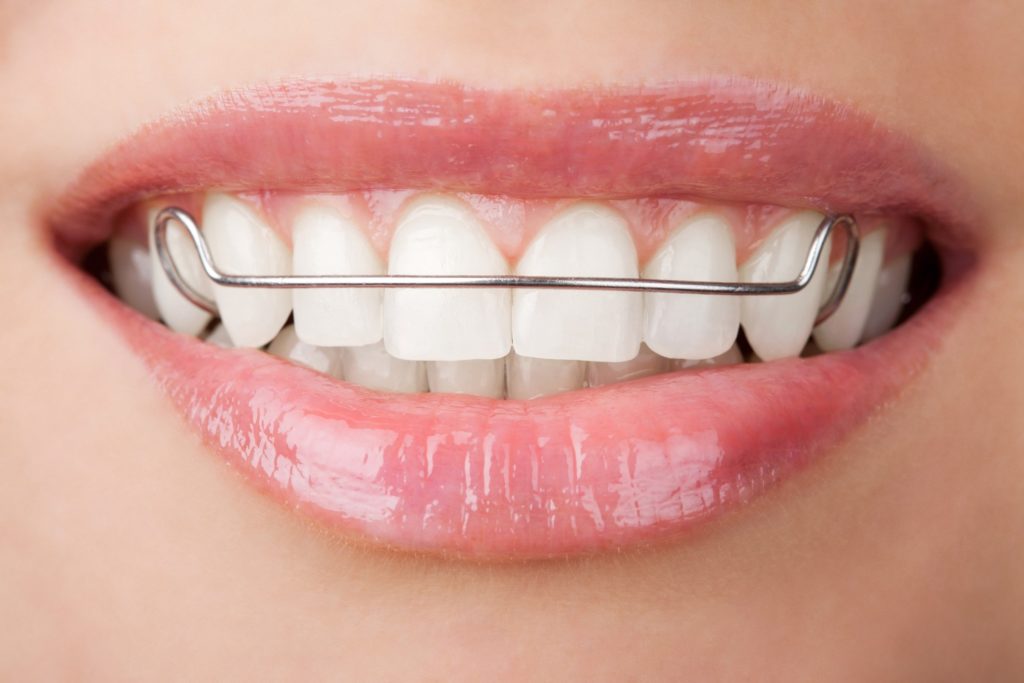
[1,1,1023,680]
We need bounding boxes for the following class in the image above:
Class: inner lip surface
[48,76,975,560]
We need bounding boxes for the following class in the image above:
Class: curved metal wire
[152,207,860,325]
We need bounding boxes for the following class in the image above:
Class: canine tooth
[586,344,668,387]
[203,323,234,348]
[267,325,344,377]
[108,236,159,320]
[643,215,740,359]
[292,203,383,347]
[384,196,511,361]
[506,352,586,400]
[861,253,913,342]
[427,359,506,398]
[813,228,887,351]
[739,211,831,361]
[513,203,642,362]
[148,208,214,335]
[203,193,292,348]
[672,343,744,370]
[341,341,427,393]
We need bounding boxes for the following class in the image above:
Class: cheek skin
[1,0,1023,679]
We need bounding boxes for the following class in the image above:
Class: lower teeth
[255,321,746,399]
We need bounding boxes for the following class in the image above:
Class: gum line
[117,190,921,265]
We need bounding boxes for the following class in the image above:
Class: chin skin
[1,1,1024,680]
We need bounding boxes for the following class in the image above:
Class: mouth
[50,77,970,559]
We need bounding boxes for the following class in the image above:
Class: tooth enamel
[813,228,887,351]
[672,343,744,370]
[506,352,586,400]
[427,359,506,398]
[643,215,740,359]
[108,236,160,320]
[292,203,384,347]
[148,208,214,335]
[266,325,344,376]
[513,203,642,362]
[341,341,427,393]
[202,193,292,348]
[739,211,832,361]
[586,344,668,388]
[384,196,511,361]
[203,323,234,348]
[861,252,913,342]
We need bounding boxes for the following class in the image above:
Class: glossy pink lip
[51,77,973,559]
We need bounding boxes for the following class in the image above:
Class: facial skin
[1,1,1022,679]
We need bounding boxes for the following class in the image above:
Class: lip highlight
[51,77,972,558]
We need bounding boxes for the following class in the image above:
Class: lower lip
[73,257,956,559]
[46,75,973,558]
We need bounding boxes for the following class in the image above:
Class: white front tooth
[341,341,427,393]
[513,203,642,362]
[108,236,160,320]
[203,193,292,348]
[586,344,668,388]
[267,325,344,377]
[384,196,510,361]
[292,203,383,347]
[643,215,740,359]
[506,352,585,400]
[427,359,505,398]
[203,323,234,348]
[861,252,913,342]
[739,211,831,361]
[148,208,214,335]
[672,343,744,370]
[813,228,887,351]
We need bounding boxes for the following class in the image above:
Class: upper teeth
[105,192,913,397]
[512,202,643,363]
[643,214,740,360]
[861,250,912,343]
[203,193,292,348]
[739,211,833,361]
[384,195,512,361]
[292,202,384,347]
[146,205,214,335]
[107,234,160,322]
[812,227,887,351]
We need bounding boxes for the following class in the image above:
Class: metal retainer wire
[152,207,860,326]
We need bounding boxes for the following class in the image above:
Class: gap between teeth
[107,192,911,399]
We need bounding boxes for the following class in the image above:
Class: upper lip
[50,76,973,560]
[49,76,975,254]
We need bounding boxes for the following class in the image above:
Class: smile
[50,77,970,559]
